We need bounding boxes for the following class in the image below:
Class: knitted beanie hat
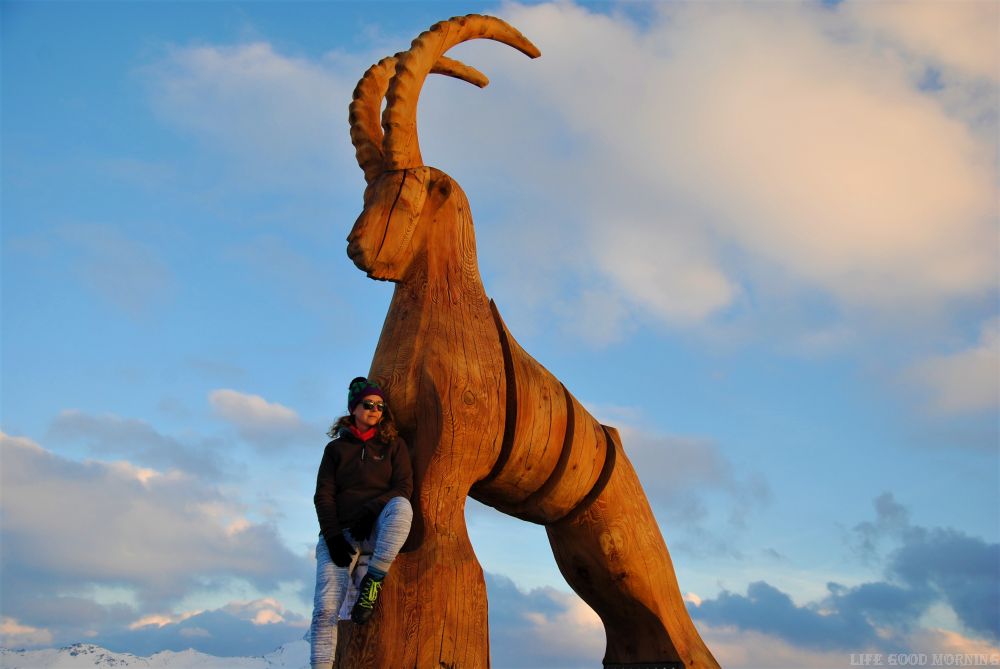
[348,376,386,412]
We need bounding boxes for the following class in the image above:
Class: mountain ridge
[0,638,309,668]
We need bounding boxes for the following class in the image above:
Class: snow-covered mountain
[0,638,308,668]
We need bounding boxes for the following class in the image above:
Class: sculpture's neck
[400,181,485,306]
[372,183,491,431]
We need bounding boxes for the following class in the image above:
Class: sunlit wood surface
[336,14,721,669]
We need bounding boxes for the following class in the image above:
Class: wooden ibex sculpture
[339,14,720,669]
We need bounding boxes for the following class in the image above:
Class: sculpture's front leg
[338,368,503,668]
[337,489,488,668]
[546,428,721,669]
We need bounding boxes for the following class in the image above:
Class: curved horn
[350,55,491,183]
[382,14,540,171]
[433,55,490,88]
[350,57,397,184]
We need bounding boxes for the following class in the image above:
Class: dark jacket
[313,426,413,539]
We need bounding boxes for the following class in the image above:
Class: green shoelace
[358,577,383,609]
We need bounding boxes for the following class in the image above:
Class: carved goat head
[346,15,540,282]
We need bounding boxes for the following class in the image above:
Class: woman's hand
[324,532,356,568]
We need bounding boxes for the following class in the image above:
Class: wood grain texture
[471,308,609,524]
[339,13,721,669]
[547,429,718,668]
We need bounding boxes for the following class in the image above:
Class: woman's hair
[327,404,399,443]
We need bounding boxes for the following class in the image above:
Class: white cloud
[122,598,301,634]
[146,42,360,188]
[49,409,230,480]
[517,593,603,655]
[221,598,301,627]
[129,610,203,630]
[0,431,309,614]
[208,389,315,451]
[99,599,309,657]
[146,2,997,347]
[908,627,1000,656]
[486,573,605,668]
[698,623,854,669]
[696,622,1000,669]
[843,0,999,81]
[593,221,739,326]
[908,317,1000,415]
[488,2,997,326]
[209,389,299,428]
[0,617,54,647]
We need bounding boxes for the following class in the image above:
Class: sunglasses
[361,399,385,412]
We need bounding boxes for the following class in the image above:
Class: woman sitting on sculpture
[310,377,413,669]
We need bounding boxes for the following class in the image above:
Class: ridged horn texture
[350,57,398,184]
[350,55,491,183]
[382,14,541,171]
[433,55,490,88]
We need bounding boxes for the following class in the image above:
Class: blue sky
[2,1,998,666]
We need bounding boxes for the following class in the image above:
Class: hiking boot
[350,572,385,624]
